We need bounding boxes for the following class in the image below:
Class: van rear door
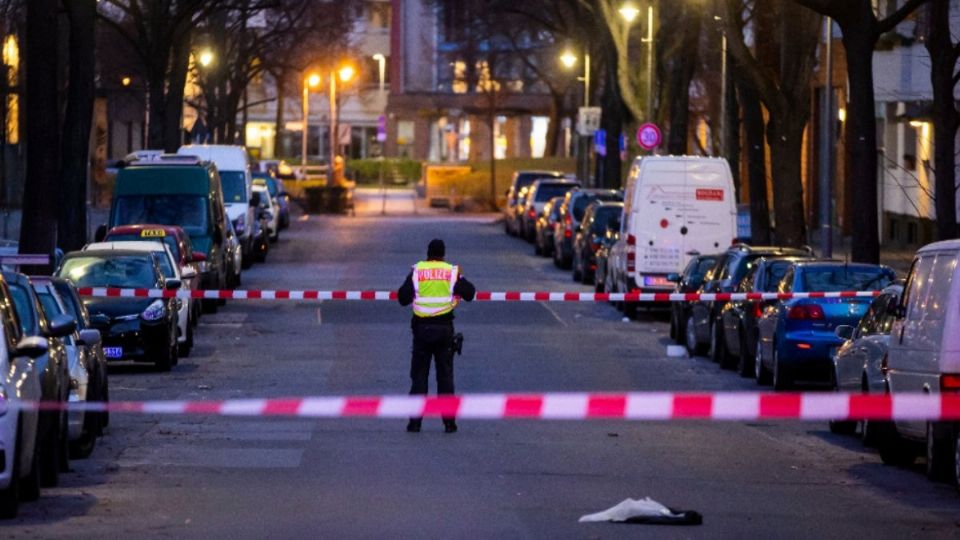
[633,159,685,287]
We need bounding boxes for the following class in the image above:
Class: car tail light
[787,305,825,320]
[941,374,960,392]
[731,238,739,246]
[626,234,636,272]
[796,343,812,350]
[564,229,572,238]
[752,302,763,318]
[528,209,536,218]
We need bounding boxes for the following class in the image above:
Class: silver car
[829,284,903,443]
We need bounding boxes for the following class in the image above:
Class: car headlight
[233,215,246,235]
[141,299,167,321]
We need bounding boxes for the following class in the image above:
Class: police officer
[398,239,475,433]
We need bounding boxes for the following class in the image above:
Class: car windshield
[536,184,576,202]
[722,254,765,282]
[114,195,208,235]
[8,284,35,334]
[516,173,561,191]
[36,291,62,319]
[574,193,619,220]
[59,255,157,289]
[590,206,621,233]
[106,234,181,263]
[54,283,86,327]
[799,267,895,292]
[688,257,717,281]
[763,261,794,292]
[220,171,248,203]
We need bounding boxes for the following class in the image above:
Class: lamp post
[372,53,386,96]
[329,64,355,186]
[642,4,655,121]
[372,53,388,214]
[301,72,321,169]
[561,49,591,184]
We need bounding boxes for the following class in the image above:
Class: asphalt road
[6,208,960,538]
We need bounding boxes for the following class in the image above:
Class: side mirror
[94,224,108,242]
[834,325,855,341]
[191,251,207,262]
[666,273,681,283]
[164,278,182,291]
[14,336,48,359]
[89,313,110,328]
[78,328,101,346]
[47,313,78,338]
[180,267,198,280]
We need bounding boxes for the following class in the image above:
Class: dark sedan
[669,254,720,348]
[534,196,564,257]
[719,256,812,376]
[572,201,623,285]
[553,189,622,269]
[57,250,181,372]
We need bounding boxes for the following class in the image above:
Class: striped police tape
[77,288,881,303]
[6,392,960,421]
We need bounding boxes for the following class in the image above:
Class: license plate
[103,347,123,359]
[643,275,671,287]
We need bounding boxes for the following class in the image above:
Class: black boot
[443,419,457,433]
[406,418,422,433]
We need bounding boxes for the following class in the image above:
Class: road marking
[540,302,568,327]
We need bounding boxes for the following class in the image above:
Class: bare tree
[794,0,929,263]
[719,0,821,247]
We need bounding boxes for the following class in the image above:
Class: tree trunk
[146,71,166,149]
[488,105,497,210]
[766,116,807,246]
[842,28,880,262]
[162,29,191,153]
[739,81,770,244]
[724,53,741,201]
[545,89,563,158]
[20,0,61,267]
[58,0,96,252]
[665,4,702,155]
[925,0,958,240]
[598,40,623,189]
[274,70,286,158]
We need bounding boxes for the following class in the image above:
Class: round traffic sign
[637,123,662,151]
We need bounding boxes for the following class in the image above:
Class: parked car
[572,202,623,284]
[51,278,109,433]
[534,197,564,257]
[880,240,960,485]
[84,241,196,357]
[178,145,256,267]
[253,183,279,243]
[519,179,580,242]
[224,217,243,289]
[105,156,231,313]
[755,261,895,390]
[718,257,812,376]
[554,189,622,268]
[594,217,622,295]
[0,273,47,519]
[253,172,291,230]
[57,249,181,371]
[828,283,903,442]
[668,253,720,347]
[685,245,813,363]
[608,156,737,319]
[4,271,74,488]
[251,186,272,262]
[103,224,204,325]
[504,170,565,236]
[32,278,106,459]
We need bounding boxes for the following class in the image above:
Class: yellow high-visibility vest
[412,260,459,317]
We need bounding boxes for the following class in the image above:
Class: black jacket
[398,263,476,325]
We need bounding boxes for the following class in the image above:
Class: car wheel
[772,347,791,391]
[39,407,63,487]
[755,336,771,385]
[669,310,678,341]
[877,422,917,467]
[270,231,279,244]
[926,422,956,482]
[829,419,857,435]
[572,254,582,282]
[534,239,542,256]
[954,429,960,492]
[685,314,706,356]
[623,297,638,319]
[69,412,97,460]
[152,336,174,372]
[0,417,23,518]
[710,320,732,367]
[736,328,753,377]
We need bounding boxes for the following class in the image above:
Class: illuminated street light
[121,76,132,87]
[198,49,215,68]
[307,73,321,88]
[618,3,640,23]
[560,50,590,107]
[338,65,355,83]
[560,50,577,69]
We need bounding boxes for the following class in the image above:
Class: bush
[346,158,422,184]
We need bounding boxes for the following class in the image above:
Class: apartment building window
[366,1,391,30]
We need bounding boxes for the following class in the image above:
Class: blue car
[755,261,896,390]
[253,172,290,230]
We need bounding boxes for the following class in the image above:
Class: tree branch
[877,0,931,35]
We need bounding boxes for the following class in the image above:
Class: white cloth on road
[578,497,674,522]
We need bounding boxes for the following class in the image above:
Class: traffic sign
[637,123,661,151]
[594,129,606,156]
[376,115,387,142]
[577,107,602,136]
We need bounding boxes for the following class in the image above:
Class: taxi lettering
[141,229,167,238]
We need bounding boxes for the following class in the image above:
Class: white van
[609,156,737,300]
[880,239,960,486]
[177,145,255,268]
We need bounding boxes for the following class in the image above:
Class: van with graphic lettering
[607,156,736,316]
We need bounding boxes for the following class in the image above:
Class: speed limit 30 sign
[637,123,661,151]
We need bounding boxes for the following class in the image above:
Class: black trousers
[409,323,455,422]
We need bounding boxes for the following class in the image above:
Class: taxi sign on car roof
[140,229,167,238]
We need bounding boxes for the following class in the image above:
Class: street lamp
[560,49,590,107]
[329,63,355,185]
[372,53,386,95]
[302,72,321,168]
[618,2,640,23]
[198,49,215,68]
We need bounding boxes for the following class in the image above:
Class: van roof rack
[127,154,205,167]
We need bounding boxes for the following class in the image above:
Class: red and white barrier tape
[7,392,960,421]
[77,288,881,303]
